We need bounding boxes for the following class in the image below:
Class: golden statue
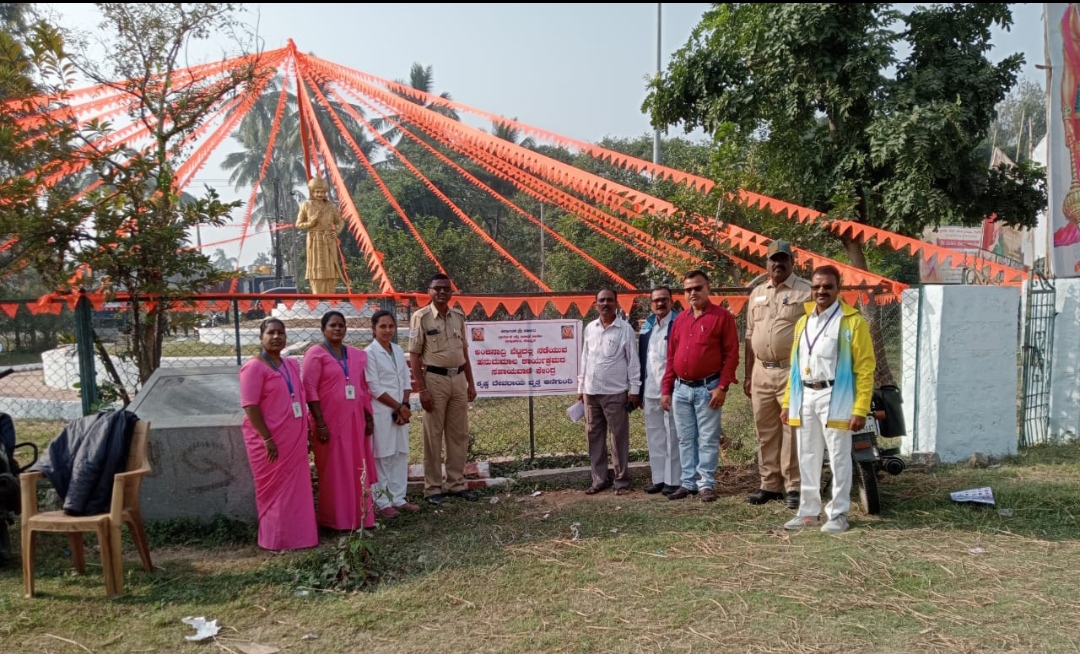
[295,177,346,294]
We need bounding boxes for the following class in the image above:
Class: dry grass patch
[2,444,1080,653]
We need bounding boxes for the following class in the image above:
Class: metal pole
[528,395,536,462]
[912,286,923,452]
[653,3,662,165]
[74,292,99,415]
[540,202,545,283]
[233,298,243,365]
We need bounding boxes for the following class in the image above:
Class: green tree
[210,248,238,272]
[1,4,265,384]
[643,3,1047,271]
[987,78,1047,163]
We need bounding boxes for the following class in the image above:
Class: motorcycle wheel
[854,460,881,515]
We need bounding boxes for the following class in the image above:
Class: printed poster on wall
[1046,3,1080,277]
[466,320,580,397]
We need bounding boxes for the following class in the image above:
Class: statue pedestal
[270,300,371,321]
[128,366,254,523]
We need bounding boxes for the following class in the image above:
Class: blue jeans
[672,381,722,490]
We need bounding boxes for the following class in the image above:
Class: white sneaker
[784,515,821,530]
[821,514,849,534]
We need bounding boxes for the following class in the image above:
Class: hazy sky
[41,3,1049,264]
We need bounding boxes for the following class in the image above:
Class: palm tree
[491,118,536,149]
[373,63,460,145]
[210,248,237,271]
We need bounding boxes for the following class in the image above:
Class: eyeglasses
[429,286,452,292]
[810,284,837,291]
[683,284,705,294]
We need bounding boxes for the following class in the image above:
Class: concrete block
[128,366,256,522]
[902,285,1020,462]
[512,462,653,488]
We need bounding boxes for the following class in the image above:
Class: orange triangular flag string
[477,298,504,317]
[549,297,576,316]
[0,302,19,319]
[725,296,748,316]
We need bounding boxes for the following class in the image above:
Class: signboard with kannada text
[466,319,580,397]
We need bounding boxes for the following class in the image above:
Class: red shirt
[661,302,740,395]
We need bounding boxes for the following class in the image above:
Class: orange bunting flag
[477,298,504,317]
[724,296,748,316]
[616,294,637,316]
[525,298,548,316]
[0,302,19,319]
[549,297,577,316]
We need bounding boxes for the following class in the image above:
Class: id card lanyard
[802,303,841,377]
[324,341,356,400]
[263,350,303,418]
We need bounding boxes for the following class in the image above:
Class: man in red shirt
[661,270,740,501]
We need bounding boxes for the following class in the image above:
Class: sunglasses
[682,284,705,294]
[651,297,670,304]
[810,284,837,291]
[429,286,452,292]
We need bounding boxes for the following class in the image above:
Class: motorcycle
[822,385,907,516]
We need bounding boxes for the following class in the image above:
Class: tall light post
[653,3,662,165]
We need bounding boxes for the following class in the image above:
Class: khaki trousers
[422,371,469,496]
[585,392,631,489]
[751,364,800,493]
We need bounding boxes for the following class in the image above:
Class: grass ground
[3,442,1079,653]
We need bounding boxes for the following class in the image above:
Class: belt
[759,360,789,369]
[426,365,464,376]
[678,373,720,388]
[802,380,834,390]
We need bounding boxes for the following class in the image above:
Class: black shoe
[450,490,479,502]
[668,487,698,500]
[645,482,666,494]
[661,485,680,496]
[425,493,446,505]
[744,489,785,505]
[785,491,800,510]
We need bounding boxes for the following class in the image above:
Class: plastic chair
[20,420,154,597]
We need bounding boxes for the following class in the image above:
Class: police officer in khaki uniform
[408,273,478,505]
[743,240,812,509]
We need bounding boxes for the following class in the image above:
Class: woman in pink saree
[240,318,318,551]
[302,310,377,531]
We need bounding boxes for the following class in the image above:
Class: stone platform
[127,365,254,522]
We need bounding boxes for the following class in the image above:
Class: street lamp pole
[653,3,662,165]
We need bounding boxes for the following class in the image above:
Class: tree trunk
[134,302,165,385]
[842,235,897,388]
[93,330,131,406]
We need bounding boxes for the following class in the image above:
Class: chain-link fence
[17,290,905,468]
[0,299,81,454]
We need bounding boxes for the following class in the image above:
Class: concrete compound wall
[1050,277,1080,440]
[902,285,1020,463]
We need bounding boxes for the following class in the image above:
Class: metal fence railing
[1,288,919,465]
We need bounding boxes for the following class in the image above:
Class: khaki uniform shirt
[408,304,467,369]
[745,274,812,363]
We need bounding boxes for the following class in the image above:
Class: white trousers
[373,452,410,509]
[643,396,681,486]
[796,386,852,520]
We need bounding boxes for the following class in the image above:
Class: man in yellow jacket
[780,265,876,534]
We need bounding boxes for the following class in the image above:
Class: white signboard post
[466,319,581,397]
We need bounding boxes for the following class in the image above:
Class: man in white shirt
[578,288,641,496]
[780,265,876,534]
[638,286,680,495]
